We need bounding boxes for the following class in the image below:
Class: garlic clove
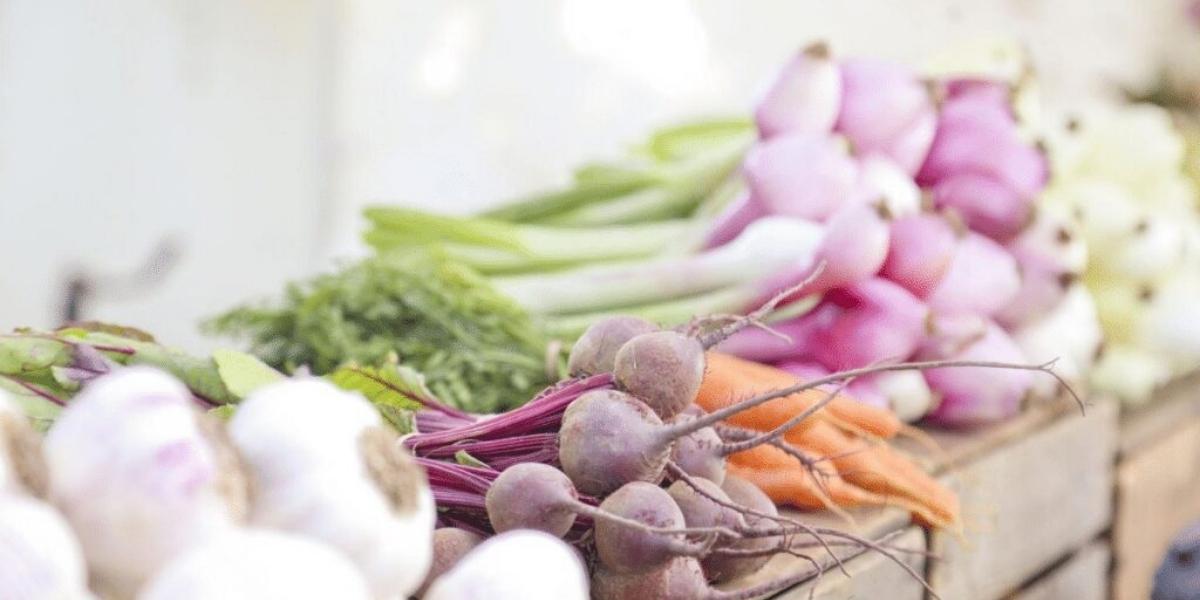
[425,530,589,600]
[43,367,246,599]
[0,493,94,600]
[137,529,371,600]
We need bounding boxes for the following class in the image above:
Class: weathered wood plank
[722,506,911,599]
[1113,418,1200,600]
[779,527,926,600]
[1119,370,1200,456]
[1010,541,1109,600]
[928,400,1117,599]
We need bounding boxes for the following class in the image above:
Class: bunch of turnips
[712,42,1103,427]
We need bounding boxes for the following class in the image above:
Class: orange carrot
[699,352,904,439]
[727,446,951,528]
[786,421,959,529]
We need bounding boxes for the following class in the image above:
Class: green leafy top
[206,251,552,413]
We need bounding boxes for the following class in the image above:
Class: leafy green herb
[207,251,551,413]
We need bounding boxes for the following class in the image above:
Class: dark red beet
[485,463,579,536]
[416,527,483,597]
[594,482,697,575]
[558,390,671,497]
[613,331,706,419]
[567,316,660,376]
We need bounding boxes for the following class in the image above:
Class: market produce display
[5,34,1200,600]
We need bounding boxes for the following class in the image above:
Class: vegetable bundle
[0,365,594,600]
[1040,104,1200,404]
[707,43,1100,426]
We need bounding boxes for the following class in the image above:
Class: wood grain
[1010,541,1109,600]
[928,400,1117,599]
[1113,417,1200,600]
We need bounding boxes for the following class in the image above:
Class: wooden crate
[1113,373,1200,600]
[1010,541,1109,600]
[926,399,1118,599]
[723,506,923,599]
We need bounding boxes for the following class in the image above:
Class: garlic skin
[137,529,370,600]
[0,393,20,494]
[425,530,589,600]
[0,494,94,600]
[43,367,244,599]
[0,391,47,498]
[229,379,435,600]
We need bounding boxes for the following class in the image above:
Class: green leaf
[0,335,73,377]
[212,349,284,400]
[0,376,63,432]
[80,332,238,404]
[327,361,429,411]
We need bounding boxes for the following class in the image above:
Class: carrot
[728,446,952,528]
[786,421,959,529]
[699,352,903,439]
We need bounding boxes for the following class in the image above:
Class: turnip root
[743,133,857,221]
[137,529,371,600]
[754,42,842,139]
[882,213,961,297]
[424,530,588,600]
[925,232,1021,316]
[0,392,45,497]
[803,202,891,295]
[568,316,660,377]
[613,331,706,419]
[929,173,1032,241]
[1013,284,1102,398]
[43,367,246,598]
[0,494,93,600]
[921,322,1034,427]
[996,208,1088,328]
[835,59,936,175]
[704,193,767,249]
[813,278,928,371]
[229,379,435,600]
[851,371,935,422]
[850,156,922,218]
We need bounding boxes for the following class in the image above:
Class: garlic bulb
[43,367,247,598]
[138,529,370,600]
[228,379,435,599]
[0,494,94,600]
[424,530,589,600]
[0,392,46,497]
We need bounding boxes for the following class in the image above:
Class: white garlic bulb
[0,494,94,600]
[229,379,435,599]
[43,367,247,598]
[137,529,370,600]
[424,530,589,600]
[0,391,45,496]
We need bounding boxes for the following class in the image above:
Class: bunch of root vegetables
[710,43,1103,427]
[0,306,1068,600]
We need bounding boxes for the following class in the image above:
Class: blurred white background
[1,0,1195,349]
